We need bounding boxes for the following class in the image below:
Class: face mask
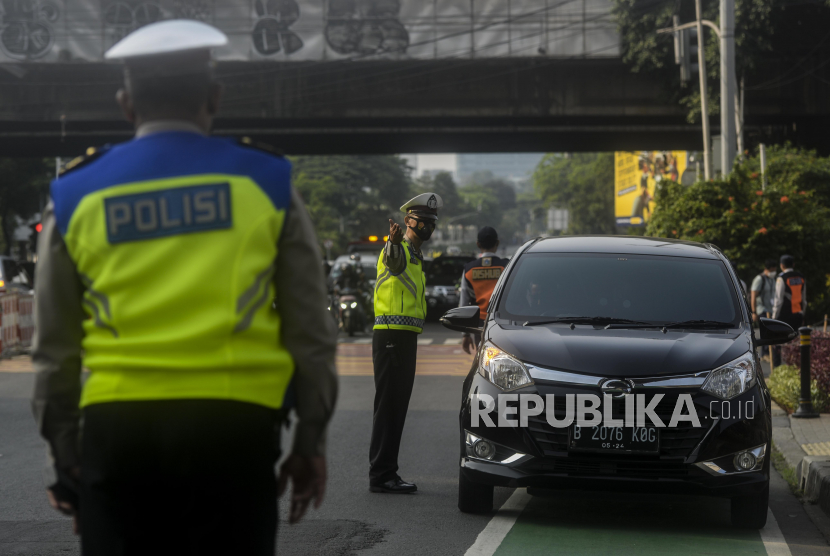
[407,218,435,241]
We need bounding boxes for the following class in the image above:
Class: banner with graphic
[0,0,619,62]
[615,151,688,227]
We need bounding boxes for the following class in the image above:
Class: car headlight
[701,352,755,399]
[479,342,533,391]
[340,303,347,309]
[350,302,357,308]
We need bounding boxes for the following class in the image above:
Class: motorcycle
[337,289,366,336]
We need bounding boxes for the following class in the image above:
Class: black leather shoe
[369,478,417,494]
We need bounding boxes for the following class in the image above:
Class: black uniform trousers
[79,400,281,556]
[369,328,418,485]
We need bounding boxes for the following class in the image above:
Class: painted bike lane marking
[465,489,791,556]
[464,488,532,556]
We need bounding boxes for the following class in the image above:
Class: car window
[499,253,740,325]
[426,258,470,286]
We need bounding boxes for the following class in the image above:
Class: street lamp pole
[720,0,736,175]
[694,0,711,180]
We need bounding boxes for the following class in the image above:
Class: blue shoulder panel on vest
[51,132,292,236]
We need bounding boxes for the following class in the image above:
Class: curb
[770,399,830,531]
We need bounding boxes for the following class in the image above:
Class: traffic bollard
[793,326,820,418]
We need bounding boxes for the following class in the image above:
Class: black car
[424,255,474,319]
[441,236,797,529]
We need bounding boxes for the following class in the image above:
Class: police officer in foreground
[32,20,338,555]
[460,226,509,354]
[370,192,443,493]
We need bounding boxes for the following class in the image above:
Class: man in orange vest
[772,254,806,365]
[772,254,807,326]
[459,227,509,354]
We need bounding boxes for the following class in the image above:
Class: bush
[767,364,830,413]
[646,145,830,320]
[781,330,830,395]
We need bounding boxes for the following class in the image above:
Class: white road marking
[761,508,793,556]
[417,338,434,345]
[443,338,463,345]
[464,488,531,556]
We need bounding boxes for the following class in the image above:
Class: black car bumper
[460,374,771,499]
[461,456,768,498]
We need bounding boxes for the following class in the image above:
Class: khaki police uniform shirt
[32,121,338,472]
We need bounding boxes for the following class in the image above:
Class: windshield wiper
[523,317,650,327]
[606,319,737,330]
[662,319,736,329]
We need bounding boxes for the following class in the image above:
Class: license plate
[569,425,659,454]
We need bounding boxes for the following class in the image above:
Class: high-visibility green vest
[373,240,426,333]
[50,132,295,410]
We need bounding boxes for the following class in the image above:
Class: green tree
[533,153,615,235]
[0,158,51,255]
[412,171,463,220]
[289,155,411,254]
[611,0,777,123]
[646,145,830,319]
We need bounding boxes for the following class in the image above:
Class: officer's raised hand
[388,219,404,245]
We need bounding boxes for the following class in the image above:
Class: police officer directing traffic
[31,20,338,555]
[370,192,443,493]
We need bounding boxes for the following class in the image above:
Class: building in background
[456,153,545,184]
[405,153,545,183]
[547,207,569,233]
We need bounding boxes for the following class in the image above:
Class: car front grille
[525,392,712,459]
[523,456,691,478]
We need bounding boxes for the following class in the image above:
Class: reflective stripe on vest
[51,133,295,410]
[372,241,426,333]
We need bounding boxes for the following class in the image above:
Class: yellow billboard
[615,151,688,227]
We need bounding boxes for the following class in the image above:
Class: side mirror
[440,306,482,334]
[756,318,797,346]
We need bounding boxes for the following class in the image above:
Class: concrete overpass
[0,58,827,156]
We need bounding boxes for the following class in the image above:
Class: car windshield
[498,253,740,326]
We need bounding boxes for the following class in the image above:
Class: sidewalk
[767,352,830,538]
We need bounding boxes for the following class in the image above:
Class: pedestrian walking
[750,259,778,322]
[370,192,443,493]
[32,20,338,555]
[459,226,509,354]
[772,254,807,365]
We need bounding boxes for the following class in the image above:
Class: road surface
[0,323,828,554]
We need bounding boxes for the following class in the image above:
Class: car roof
[525,236,720,259]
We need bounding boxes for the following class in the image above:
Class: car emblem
[601,379,634,398]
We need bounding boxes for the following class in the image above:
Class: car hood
[487,323,751,377]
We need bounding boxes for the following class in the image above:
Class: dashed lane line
[760,508,793,556]
[417,338,434,345]
[463,488,531,556]
[444,338,463,345]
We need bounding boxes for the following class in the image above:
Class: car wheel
[458,468,493,514]
[730,481,769,529]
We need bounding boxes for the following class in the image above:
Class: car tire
[730,481,769,529]
[458,469,494,514]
